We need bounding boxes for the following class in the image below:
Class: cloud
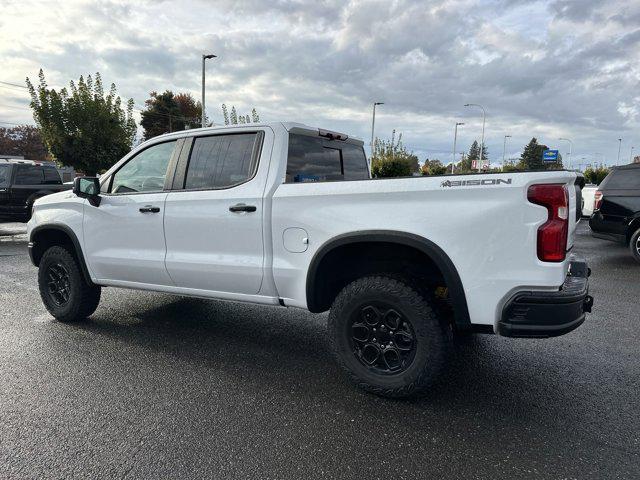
[0,0,638,166]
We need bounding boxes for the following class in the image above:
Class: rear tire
[38,246,101,322]
[328,275,450,398]
[630,228,640,264]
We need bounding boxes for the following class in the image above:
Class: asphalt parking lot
[0,221,638,479]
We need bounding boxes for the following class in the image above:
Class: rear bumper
[498,258,593,338]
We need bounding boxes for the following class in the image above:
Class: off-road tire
[630,228,640,264]
[328,275,450,398]
[38,246,101,322]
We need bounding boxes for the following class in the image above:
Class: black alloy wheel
[350,303,417,374]
[45,263,71,306]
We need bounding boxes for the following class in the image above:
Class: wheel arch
[306,230,471,328]
[29,224,93,285]
[626,216,640,244]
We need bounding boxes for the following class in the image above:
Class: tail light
[527,184,569,262]
[594,190,603,210]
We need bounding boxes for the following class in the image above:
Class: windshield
[0,164,10,187]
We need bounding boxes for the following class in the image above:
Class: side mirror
[73,177,101,206]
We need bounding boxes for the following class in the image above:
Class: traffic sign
[543,149,559,162]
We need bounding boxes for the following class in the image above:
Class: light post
[452,122,464,173]
[502,135,512,168]
[617,138,622,165]
[370,102,384,165]
[201,54,217,128]
[464,103,486,169]
[558,137,573,169]
[630,146,635,163]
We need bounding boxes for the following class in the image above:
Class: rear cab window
[286,132,369,183]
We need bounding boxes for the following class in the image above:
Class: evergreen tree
[222,104,230,125]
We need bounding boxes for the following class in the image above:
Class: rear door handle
[139,205,160,213]
[229,203,257,213]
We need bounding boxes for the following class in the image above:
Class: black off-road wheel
[38,246,101,322]
[328,275,450,398]
[629,228,640,264]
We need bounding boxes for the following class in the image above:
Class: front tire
[38,246,101,322]
[328,275,450,398]
[630,228,640,264]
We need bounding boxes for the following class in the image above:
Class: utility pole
[558,137,573,169]
[201,54,217,128]
[464,103,486,169]
[617,138,622,165]
[502,134,512,168]
[452,122,464,173]
[370,102,384,167]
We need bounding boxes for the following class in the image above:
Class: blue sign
[543,149,559,162]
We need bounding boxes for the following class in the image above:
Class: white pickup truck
[27,122,593,397]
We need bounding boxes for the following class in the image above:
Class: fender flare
[29,224,93,285]
[306,230,471,328]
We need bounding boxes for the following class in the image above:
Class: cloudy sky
[1,0,639,167]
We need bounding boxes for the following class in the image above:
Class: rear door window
[14,165,44,185]
[184,133,260,190]
[286,134,368,183]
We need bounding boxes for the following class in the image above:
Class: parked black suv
[589,163,640,263]
[0,160,70,222]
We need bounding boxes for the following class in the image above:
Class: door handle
[139,205,160,213]
[229,203,257,213]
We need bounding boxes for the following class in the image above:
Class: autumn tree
[0,125,48,161]
[421,159,447,176]
[27,69,136,175]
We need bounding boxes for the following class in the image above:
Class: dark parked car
[0,160,71,222]
[589,163,640,263]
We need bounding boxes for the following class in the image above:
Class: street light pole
[464,103,486,169]
[502,134,512,168]
[201,54,217,128]
[452,122,464,174]
[617,138,622,165]
[370,102,384,168]
[631,146,635,163]
[558,137,573,169]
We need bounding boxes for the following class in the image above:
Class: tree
[520,137,563,171]
[371,130,420,178]
[0,125,48,161]
[584,166,610,185]
[27,69,136,175]
[174,92,203,128]
[421,159,447,176]
[222,104,260,125]
[141,90,204,139]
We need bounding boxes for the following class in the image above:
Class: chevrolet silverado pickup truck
[0,159,70,222]
[27,123,593,398]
